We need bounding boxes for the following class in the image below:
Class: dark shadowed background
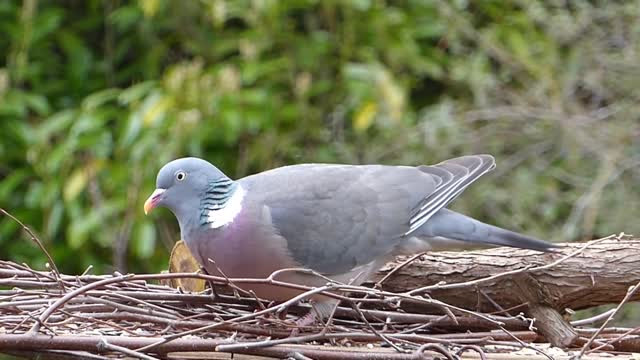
[1,0,638,292]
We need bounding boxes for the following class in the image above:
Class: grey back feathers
[237,154,554,275]
[245,164,425,274]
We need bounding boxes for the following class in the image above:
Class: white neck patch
[206,185,246,229]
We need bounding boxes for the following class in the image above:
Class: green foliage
[1,0,639,277]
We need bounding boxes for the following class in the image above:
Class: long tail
[415,208,557,252]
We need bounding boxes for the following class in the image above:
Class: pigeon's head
[144,157,228,218]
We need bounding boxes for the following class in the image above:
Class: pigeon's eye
[175,171,187,181]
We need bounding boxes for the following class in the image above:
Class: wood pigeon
[144,155,555,323]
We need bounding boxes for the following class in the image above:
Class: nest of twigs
[0,258,637,360]
[1,209,639,359]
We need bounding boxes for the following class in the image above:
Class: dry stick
[589,327,640,352]
[29,274,135,334]
[25,311,59,335]
[497,324,553,360]
[347,299,406,353]
[375,252,426,288]
[575,280,640,359]
[456,345,488,360]
[0,208,65,292]
[207,258,252,299]
[570,309,616,326]
[414,343,456,360]
[39,307,543,345]
[345,270,408,353]
[59,310,142,337]
[1,260,61,285]
[288,352,313,360]
[97,339,160,360]
[207,258,274,316]
[315,330,536,343]
[73,295,180,322]
[101,291,182,318]
[371,289,504,326]
[1,350,109,360]
[215,330,327,352]
[479,288,515,317]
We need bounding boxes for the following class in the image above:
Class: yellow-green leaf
[63,169,87,202]
[139,0,160,18]
[353,102,377,133]
[142,93,172,126]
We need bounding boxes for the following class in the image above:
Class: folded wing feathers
[406,155,496,235]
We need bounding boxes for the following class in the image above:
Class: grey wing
[243,155,495,275]
[407,154,496,235]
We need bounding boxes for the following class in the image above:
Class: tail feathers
[416,208,558,252]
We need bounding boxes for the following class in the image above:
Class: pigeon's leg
[294,310,317,327]
[295,299,339,327]
[199,266,219,300]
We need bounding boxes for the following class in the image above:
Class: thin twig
[0,208,65,292]
[97,339,160,360]
[375,252,426,288]
[29,274,135,334]
[575,280,640,359]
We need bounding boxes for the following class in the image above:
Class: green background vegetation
[1,0,638,280]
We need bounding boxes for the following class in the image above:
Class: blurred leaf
[353,101,377,132]
[118,81,156,105]
[109,5,143,30]
[0,170,27,199]
[36,109,75,142]
[82,88,120,111]
[46,201,64,239]
[0,90,27,116]
[63,169,87,202]
[139,0,161,18]
[56,30,92,86]
[32,8,63,42]
[67,202,121,249]
[133,221,156,259]
[23,93,50,116]
[142,92,171,126]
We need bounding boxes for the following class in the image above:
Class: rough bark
[371,238,640,313]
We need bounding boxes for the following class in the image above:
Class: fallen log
[371,236,640,313]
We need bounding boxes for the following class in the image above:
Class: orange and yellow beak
[144,188,166,215]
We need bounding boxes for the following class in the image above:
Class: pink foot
[295,310,317,327]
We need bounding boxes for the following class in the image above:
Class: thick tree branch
[372,238,640,313]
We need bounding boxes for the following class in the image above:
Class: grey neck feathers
[199,178,238,225]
